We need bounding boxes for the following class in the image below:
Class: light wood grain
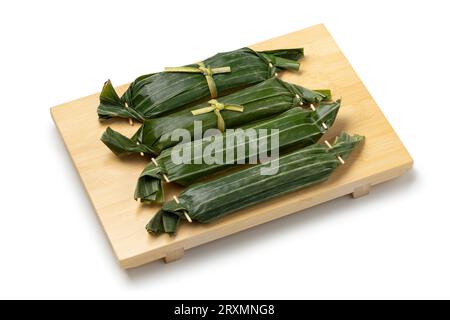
[352,184,371,198]
[50,24,413,268]
[164,248,185,264]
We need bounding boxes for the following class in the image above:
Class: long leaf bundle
[147,132,364,236]
[101,78,330,156]
[98,47,304,122]
[135,101,341,203]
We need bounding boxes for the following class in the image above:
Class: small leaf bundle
[135,101,341,203]
[147,132,364,236]
[98,47,304,122]
[101,78,330,156]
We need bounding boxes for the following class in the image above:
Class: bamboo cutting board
[51,24,413,268]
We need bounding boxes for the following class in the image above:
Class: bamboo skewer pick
[269,62,278,77]
[151,158,171,181]
[337,155,345,164]
[295,94,304,105]
[324,140,345,164]
[306,101,345,165]
[124,102,134,126]
[150,157,170,182]
[280,101,345,164]
[173,196,192,223]
[136,141,144,156]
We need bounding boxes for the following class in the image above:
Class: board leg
[352,184,371,198]
[164,248,185,263]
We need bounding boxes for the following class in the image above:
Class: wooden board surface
[51,24,413,269]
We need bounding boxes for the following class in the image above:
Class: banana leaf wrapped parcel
[135,101,340,203]
[98,47,304,122]
[147,132,364,236]
[101,78,331,156]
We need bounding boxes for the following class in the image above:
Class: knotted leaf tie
[164,62,231,98]
[191,99,244,132]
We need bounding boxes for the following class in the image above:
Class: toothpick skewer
[136,141,144,156]
[295,94,304,106]
[310,103,328,129]
[324,140,345,165]
[173,195,192,223]
[124,102,134,126]
[149,157,170,182]
[185,212,193,223]
[268,62,279,77]
[303,104,344,165]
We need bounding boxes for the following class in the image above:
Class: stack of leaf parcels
[98,47,303,122]
[147,133,364,235]
[135,101,341,203]
[101,78,330,156]
[97,46,364,237]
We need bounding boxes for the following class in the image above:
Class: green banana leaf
[147,132,364,236]
[135,100,341,203]
[101,78,331,157]
[98,47,304,122]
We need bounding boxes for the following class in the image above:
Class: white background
[0,0,449,299]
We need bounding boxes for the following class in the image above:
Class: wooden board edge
[119,158,413,269]
[50,108,124,266]
[49,22,415,270]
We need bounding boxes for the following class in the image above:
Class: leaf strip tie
[164,61,231,98]
[191,99,244,132]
